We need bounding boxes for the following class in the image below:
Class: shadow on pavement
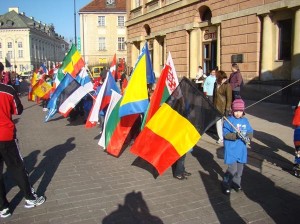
[8,137,76,213]
[102,191,163,224]
[192,146,247,223]
[131,157,159,179]
[242,165,300,223]
[215,146,300,223]
[250,130,293,172]
[30,137,76,194]
[245,100,294,128]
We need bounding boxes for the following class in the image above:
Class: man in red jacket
[0,62,45,218]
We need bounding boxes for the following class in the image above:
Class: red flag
[117,58,125,81]
[110,54,117,80]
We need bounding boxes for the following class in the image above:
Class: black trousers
[0,139,34,209]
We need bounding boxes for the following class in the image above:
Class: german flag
[130,77,222,175]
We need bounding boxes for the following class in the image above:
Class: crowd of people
[0,59,299,219]
[0,70,22,96]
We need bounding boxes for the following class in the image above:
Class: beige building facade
[79,0,127,67]
[0,7,68,73]
[126,0,300,83]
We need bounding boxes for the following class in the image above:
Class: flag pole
[74,0,77,47]
[245,79,300,109]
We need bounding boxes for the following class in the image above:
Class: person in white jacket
[195,66,206,90]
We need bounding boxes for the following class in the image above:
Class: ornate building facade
[126,0,300,84]
[0,7,68,73]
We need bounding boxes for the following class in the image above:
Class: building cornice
[212,0,299,24]
[126,0,299,27]
[79,11,126,15]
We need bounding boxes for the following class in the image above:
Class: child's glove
[236,132,250,145]
[243,136,251,145]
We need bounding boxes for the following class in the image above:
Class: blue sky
[0,0,91,41]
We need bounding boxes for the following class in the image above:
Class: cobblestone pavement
[1,91,299,224]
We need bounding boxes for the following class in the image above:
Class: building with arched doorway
[126,0,300,103]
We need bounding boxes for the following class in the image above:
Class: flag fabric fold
[98,90,122,149]
[142,52,179,128]
[32,79,52,98]
[119,42,155,117]
[88,71,120,126]
[110,54,117,80]
[60,44,85,77]
[28,72,39,101]
[130,77,222,175]
[98,89,139,157]
[45,74,74,122]
[75,67,94,93]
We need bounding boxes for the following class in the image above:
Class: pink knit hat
[231,99,245,112]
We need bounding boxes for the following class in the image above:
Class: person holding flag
[221,98,254,195]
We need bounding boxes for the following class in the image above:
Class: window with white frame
[7,42,12,48]
[118,37,125,51]
[0,51,2,59]
[18,50,23,58]
[18,41,23,48]
[0,42,2,48]
[278,19,292,60]
[98,16,105,27]
[118,16,125,27]
[99,37,106,50]
[7,51,13,59]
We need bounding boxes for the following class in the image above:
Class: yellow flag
[33,80,52,98]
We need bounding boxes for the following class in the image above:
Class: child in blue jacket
[222,99,253,195]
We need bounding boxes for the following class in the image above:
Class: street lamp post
[74,0,77,47]
[14,40,17,73]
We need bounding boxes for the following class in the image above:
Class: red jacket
[0,83,23,141]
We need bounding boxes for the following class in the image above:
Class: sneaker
[221,183,231,195]
[231,182,242,192]
[216,139,223,144]
[24,195,46,208]
[43,108,48,112]
[0,208,11,218]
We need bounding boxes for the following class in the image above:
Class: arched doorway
[199,6,217,75]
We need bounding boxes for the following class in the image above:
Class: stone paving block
[1,94,299,223]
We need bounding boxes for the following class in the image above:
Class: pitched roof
[0,10,66,41]
[0,10,28,28]
[79,0,126,13]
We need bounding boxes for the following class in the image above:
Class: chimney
[9,7,19,13]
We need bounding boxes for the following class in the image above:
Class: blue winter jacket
[223,115,253,164]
